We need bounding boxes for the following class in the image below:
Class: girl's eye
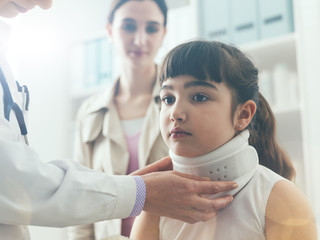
[122,23,136,32]
[192,94,208,103]
[161,96,175,105]
[146,25,159,34]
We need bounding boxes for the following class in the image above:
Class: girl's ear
[235,100,256,131]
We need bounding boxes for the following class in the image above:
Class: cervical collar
[170,130,258,199]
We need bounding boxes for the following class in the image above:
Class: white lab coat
[0,20,137,240]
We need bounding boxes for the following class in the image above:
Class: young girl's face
[160,75,237,157]
[107,0,166,68]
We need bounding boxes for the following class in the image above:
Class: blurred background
[1,0,319,238]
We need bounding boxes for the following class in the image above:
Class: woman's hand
[131,156,237,223]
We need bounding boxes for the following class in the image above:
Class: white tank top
[160,165,284,240]
[160,131,285,240]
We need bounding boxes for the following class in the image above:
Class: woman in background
[68,0,168,239]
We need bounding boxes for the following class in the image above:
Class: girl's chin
[172,148,207,158]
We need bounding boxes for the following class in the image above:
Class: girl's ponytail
[248,93,296,181]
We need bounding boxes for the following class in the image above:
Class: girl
[130,40,317,240]
[68,0,169,239]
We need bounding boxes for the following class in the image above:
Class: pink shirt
[125,132,141,175]
[122,132,141,237]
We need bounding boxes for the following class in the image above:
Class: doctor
[0,0,237,239]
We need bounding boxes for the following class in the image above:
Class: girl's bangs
[159,41,225,84]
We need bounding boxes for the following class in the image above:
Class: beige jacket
[68,79,168,240]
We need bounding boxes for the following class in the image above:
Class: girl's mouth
[170,128,192,138]
[170,132,191,138]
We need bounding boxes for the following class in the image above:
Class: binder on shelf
[230,0,259,45]
[258,0,294,39]
[198,0,232,43]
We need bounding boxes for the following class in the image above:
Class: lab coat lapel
[80,85,113,143]
[102,103,127,148]
[80,80,119,143]
[102,103,129,175]
[138,84,161,168]
[81,110,105,143]
[99,78,127,147]
[80,79,129,174]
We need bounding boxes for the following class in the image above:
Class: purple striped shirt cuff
[129,176,146,217]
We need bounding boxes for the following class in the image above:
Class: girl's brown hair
[107,0,168,26]
[159,40,295,181]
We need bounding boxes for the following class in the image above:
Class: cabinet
[165,0,320,228]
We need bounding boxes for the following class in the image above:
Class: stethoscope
[0,67,29,145]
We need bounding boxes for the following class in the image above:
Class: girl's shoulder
[265,179,317,240]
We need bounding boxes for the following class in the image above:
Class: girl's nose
[170,105,187,122]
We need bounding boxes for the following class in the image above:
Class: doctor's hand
[131,157,237,224]
[131,156,173,175]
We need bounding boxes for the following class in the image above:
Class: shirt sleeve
[0,136,138,227]
[129,176,146,217]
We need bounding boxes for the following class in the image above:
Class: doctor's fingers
[131,156,172,176]
[174,195,233,224]
[173,171,238,194]
[191,195,234,222]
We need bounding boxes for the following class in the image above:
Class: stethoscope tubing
[0,67,29,145]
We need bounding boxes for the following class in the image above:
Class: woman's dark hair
[107,0,168,26]
[159,40,295,181]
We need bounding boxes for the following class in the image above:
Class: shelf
[240,33,297,71]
